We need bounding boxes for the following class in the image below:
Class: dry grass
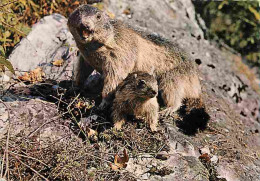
[0,80,170,181]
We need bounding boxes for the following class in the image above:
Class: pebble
[156,151,170,160]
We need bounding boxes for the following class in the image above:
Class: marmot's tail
[181,97,205,115]
[177,96,210,135]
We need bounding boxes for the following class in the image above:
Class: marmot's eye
[96,14,101,20]
[138,80,146,88]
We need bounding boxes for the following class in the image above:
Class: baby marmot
[112,72,159,132]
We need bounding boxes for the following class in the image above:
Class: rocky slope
[1,0,260,180]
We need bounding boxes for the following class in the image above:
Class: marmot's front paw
[159,107,177,117]
[150,124,158,132]
[114,120,125,130]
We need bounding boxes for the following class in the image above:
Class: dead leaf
[123,8,131,15]
[110,149,129,170]
[72,1,80,6]
[0,56,15,74]
[0,64,5,72]
[76,101,85,109]
[18,67,45,83]
[19,72,31,81]
[75,100,94,110]
[199,153,211,162]
[52,59,64,67]
[86,127,97,138]
[109,163,119,171]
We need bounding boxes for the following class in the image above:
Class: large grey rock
[8,14,78,81]
[108,0,204,38]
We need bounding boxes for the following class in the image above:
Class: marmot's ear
[149,67,155,75]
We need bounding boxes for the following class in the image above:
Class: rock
[107,0,204,39]
[0,74,10,82]
[211,155,218,164]
[0,99,78,142]
[150,155,209,181]
[84,70,103,93]
[166,124,198,157]
[126,154,155,178]
[0,103,9,136]
[200,146,210,155]
[8,14,78,82]
[156,151,170,160]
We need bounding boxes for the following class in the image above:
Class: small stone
[210,155,218,164]
[200,146,210,155]
[224,129,229,133]
[0,105,8,123]
[52,85,59,90]
[140,173,149,180]
[156,151,170,160]
[0,74,10,82]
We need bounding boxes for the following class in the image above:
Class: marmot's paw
[160,107,177,117]
[114,120,125,130]
[150,124,158,132]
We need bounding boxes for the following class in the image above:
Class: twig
[12,155,49,181]
[0,100,11,179]
[3,124,10,179]
[57,93,63,110]
[9,151,49,168]
[49,95,68,105]
[66,93,87,138]
[67,93,80,109]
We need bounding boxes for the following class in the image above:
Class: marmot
[68,5,201,114]
[112,72,159,131]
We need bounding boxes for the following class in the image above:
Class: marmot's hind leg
[159,83,183,117]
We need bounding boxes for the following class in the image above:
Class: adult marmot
[68,5,201,115]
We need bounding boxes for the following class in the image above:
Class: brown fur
[68,5,201,114]
[158,61,202,116]
[112,72,159,131]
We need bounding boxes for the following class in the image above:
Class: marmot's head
[68,5,113,45]
[118,72,158,101]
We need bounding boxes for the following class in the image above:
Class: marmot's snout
[147,89,157,98]
[77,21,95,42]
[151,90,157,96]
